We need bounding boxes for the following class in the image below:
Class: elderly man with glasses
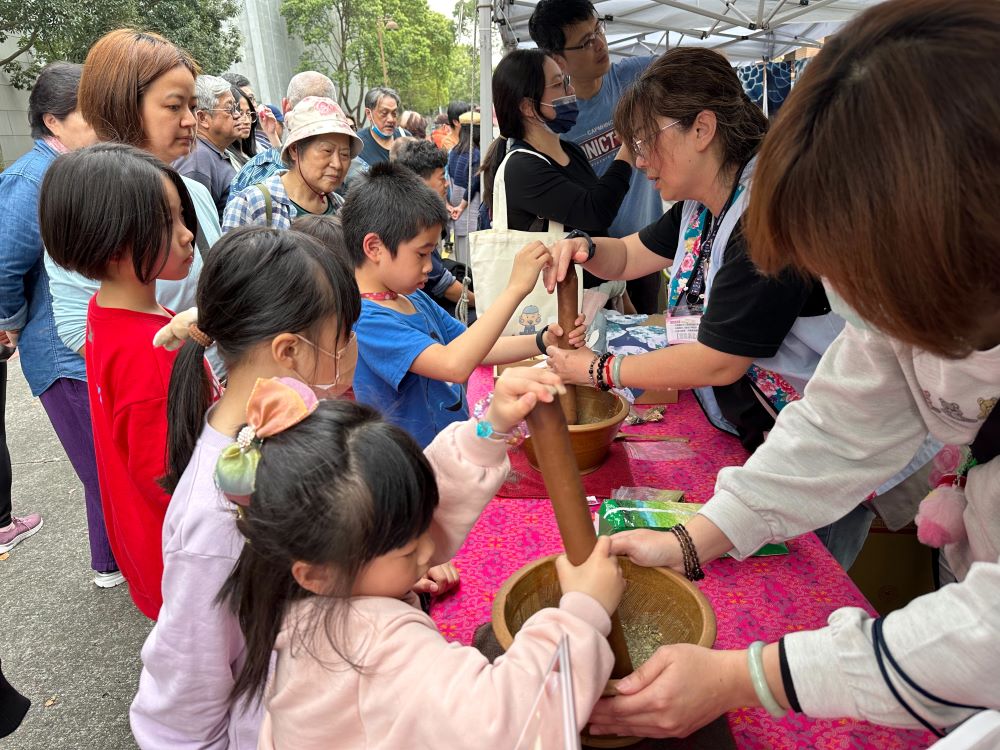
[529,0,664,314]
[173,75,243,219]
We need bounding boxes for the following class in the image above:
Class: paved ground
[2,355,148,750]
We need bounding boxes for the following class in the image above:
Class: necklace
[360,291,399,301]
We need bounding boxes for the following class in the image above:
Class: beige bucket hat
[281,96,363,162]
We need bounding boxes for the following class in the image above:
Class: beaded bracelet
[668,523,705,581]
[588,354,601,389]
[472,392,528,447]
[595,352,613,391]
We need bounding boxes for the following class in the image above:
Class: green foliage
[0,0,242,89]
[281,0,480,120]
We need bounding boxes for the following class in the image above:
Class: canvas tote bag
[469,148,583,337]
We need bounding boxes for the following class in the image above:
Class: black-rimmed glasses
[563,18,607,51]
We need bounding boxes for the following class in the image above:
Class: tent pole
[478,0,494,156]
[762,58,769,118]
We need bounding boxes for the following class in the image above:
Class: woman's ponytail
[480,135,508,214]
[162,340,214,492]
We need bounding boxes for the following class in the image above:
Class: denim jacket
[0,140,86,396]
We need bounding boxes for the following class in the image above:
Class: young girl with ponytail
[131,225,566,748]
[131,226,359,749]
[217,384,622,749]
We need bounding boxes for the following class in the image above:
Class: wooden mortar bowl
[492,555,717,748]
[522,388,629,475]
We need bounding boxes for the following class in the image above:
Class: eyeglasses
[545,74,573,95]
[202,105,243,119]
[296,332,357,382]
[238,108,258,124]
[631,120,681,160]
[563,18,607,51]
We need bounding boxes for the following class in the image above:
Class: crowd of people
[0,0,997,746]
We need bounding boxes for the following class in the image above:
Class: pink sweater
[132,418,520,749]
[259,592,614,749]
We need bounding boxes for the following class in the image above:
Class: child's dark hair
[392,139,448,180]
[163,227,360,491]
[39,142,197,283]
[219,399,439,704]
[341,161,449,267]
[528,0,597,53]
[290,214,348,262]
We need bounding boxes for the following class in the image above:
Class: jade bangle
[747,641,786,719]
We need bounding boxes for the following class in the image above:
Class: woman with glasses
[223,97,362,231]
[545,47,843,458]
[480,48,634,291]
[226,87,258,167]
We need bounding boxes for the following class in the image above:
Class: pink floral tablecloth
[430,368,934,749]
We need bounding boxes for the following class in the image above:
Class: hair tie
[188,322,214,348]
[214,377,319,506]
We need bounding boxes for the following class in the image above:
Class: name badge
[666,314,702,345]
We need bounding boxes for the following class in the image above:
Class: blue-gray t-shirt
[564,56,662,239]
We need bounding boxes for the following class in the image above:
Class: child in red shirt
[40,143,208,619]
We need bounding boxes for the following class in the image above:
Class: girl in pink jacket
[132,226,564,748]
[216,375,624,750]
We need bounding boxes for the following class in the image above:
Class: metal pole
[762,58,769,118]
[478,0,494,154]
[377,21,389,86]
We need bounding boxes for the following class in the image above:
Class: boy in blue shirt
[529,0,663,313]
[342,162,584,447]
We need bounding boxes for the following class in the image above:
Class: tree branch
[0,26,40,67]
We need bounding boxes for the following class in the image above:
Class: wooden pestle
[525,398,634,679]
[555,265,580,425]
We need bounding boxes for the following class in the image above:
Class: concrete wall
[0,41,34,170]
[224,0,304,107]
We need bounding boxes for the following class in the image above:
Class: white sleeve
[784,556,1000,728]
[44,255,96,353]
[701,324,930,558]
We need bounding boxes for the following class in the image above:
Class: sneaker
[94,570,126,588]
[0,514,43,554]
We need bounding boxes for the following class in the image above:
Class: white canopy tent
[475,0,884,151]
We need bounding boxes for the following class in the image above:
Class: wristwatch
[564,229,596,262]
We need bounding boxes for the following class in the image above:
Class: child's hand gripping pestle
[524,397,635,679]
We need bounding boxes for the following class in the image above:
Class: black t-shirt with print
[639,201,830,359]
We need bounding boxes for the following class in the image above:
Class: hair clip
[215,378,319,506]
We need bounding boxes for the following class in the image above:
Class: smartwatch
[564,229,596,262]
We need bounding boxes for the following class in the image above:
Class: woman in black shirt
[545,48,843,453]
[481,49,633,280]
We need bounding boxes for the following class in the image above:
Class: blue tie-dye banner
[736,61,797,118]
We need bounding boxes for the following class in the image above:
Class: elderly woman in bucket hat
[223,96,362,231]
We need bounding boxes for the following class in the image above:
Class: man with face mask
[529,0,664,313]
[356,87,409,168]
